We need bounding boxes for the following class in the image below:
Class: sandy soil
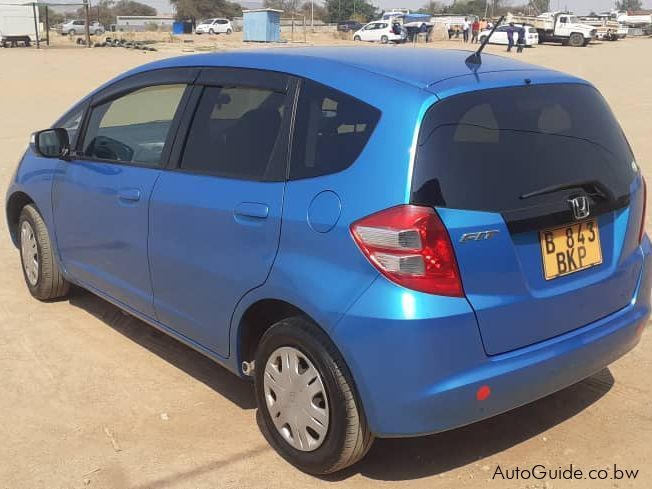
[1,37,651,489]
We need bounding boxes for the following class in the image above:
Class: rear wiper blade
[520,180,614,201]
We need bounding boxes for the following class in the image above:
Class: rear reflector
[350,205,464,297]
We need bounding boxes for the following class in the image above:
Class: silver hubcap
[263,346,329,451]
[20,221,39,286]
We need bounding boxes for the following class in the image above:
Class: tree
[170,0,243,22]
[91,0,157,26]
[528,0,550,14]
[324,0,377,23]
[417,1,444,14]
[299,1,328,22]
[264,0,300,15]
[615,0,642,10]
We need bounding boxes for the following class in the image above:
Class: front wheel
[19,205,70,301]
[380,35,389,44]
[68,29,76,36]
[209,28,215,35]
[353,35,361,41]
[226,28,232,35]
[569,32,584,47]
[254,317,373,474]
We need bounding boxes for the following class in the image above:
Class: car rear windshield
[411,84,636,213]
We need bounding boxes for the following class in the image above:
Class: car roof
[133,47,578,91]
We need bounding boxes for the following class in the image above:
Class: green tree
[324,0,377,22]
[299,1,329,22]
[615,0,642,10]
[170,0,243,22]
[264,0,300,15]
[417,1,444,14]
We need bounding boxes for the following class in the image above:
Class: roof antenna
[466,15,505,72]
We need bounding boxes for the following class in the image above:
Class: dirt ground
[1,37,651,489]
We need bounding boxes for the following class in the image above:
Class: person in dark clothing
[516,26,526,53]
[506,22,515,52]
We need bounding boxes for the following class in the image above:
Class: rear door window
[290,79,380,179]
[412,84,635,217]
[180,85,289,181]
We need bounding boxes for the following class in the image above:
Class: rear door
[412,83,645,355]
[148,68,295,357]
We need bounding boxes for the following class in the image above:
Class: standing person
[516,25,526,53]
[480,17,488,31]
[506,22,515,52]
[462,17,470,43]
[471,18,480,43]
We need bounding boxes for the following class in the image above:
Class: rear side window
[82,84,186,166]
[412,84,636,213]
[290,79,380,180]
[180,85,288,181]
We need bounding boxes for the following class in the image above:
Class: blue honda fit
[6,47,651,474]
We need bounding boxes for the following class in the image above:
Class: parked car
[353,20,407,43]
[195,18,233,35]
[337,20,363,32]
[479,23,539,46]
[6,47,650,475]
[59,19,105,36]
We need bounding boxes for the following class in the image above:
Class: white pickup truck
[506,11,597,47]
[0,0,38,47]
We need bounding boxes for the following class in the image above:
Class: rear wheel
[19,205,70,301]
[380,35,389,44]
[569,32,584,47]
[69,29,76,36]
[226,28,232,35]
[254,317,373,474]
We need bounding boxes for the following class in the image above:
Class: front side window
[180,85,288,180]
[290,79,381,180]
[59,107,85,147]
[82,84,186,166]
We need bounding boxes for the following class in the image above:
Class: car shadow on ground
[68,287,614,482]
[68,287,256,410]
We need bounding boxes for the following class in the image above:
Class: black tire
[380,35,389,44]
[18,205,70,301]
[69,29,76,36]
[569,32,584,47]
[226,28,232,35]
[353,35,361,41]
[209,28,215,35]
[254,317,373,474]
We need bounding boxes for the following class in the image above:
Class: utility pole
[31,2,40,48]
[45,6,49,46]
[311,0,314,30]
[84,0,91,47]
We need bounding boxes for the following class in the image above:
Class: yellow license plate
[539,219,603,280]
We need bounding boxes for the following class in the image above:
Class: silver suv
[59,20,105,36]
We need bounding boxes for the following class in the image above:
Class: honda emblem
[569,195,590,220]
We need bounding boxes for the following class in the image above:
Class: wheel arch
[237,298,314,368]
[6,191,36,247]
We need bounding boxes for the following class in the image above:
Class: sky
[48,0,652,16]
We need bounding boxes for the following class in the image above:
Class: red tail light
[639,176,647,244]
[350,205,463,297]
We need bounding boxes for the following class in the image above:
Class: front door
[53,80,192,317]
[148,69,294,357]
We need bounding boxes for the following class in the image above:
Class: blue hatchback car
[6,48,651,474]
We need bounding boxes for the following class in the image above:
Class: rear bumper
[333,237,652,438]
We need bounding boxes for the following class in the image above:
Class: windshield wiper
[520,179,614,201]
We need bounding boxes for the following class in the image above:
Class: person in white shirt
[462,17,470,42]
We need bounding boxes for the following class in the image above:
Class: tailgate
[411,83,645,355]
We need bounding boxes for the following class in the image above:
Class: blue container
[243,9,282,42]
[172,21,184,35]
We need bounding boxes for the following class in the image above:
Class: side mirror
[32,128,70,159]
